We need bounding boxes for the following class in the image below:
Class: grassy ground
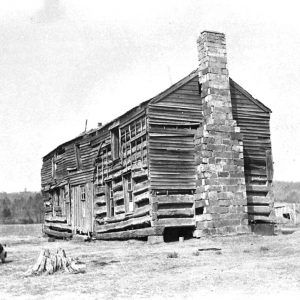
[0,225,300,299]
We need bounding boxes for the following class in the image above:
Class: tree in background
[0,192,44,224]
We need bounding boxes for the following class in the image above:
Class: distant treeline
[273,181,300,203]
[0,191,43,224]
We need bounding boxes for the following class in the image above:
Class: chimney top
[200,30,225,35]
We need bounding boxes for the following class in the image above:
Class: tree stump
[25,248,86,276]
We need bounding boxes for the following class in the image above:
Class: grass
[0,226,300,299]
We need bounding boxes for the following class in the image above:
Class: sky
[0,0,299,192]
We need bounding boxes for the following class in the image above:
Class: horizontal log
[95,226,164,240]
[44,215,67,223]
[246,205,271,215]
[156,218,195,227]
[103,205,150,224]
[45,222,72,231]
[247,196,272,205]
[248,215,274,223]
[132,169,148,180]
[96,215,151,233]
[246,185,270,192]
[94,206,107,215]
[112,181,123,192]
[133,181,149,195]
[115,205,125,214]
[134,191,150,204]
[94,195,106,205]
[114,191,124,201]
[43,227,72,239]
[157,208,194,217]
[94,186,106,196]
[152,195,195,204]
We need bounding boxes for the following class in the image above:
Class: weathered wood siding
[71,182,94,233]
[230,79,273,223]
[148,76,202,192]
[147,76,202,227]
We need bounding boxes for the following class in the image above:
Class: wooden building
[41,31,274,241]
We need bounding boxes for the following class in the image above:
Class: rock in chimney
[193,31,249,237]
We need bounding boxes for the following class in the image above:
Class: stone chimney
[194,31,249,237]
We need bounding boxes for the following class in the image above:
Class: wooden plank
[246,185,270,192]
[103,205,150,224]
[94,186,106,196]
[114,190,124,201]
[43,227,72,239]
[44,215,67,223]
[248,215,273,222]
[156,218,195,227]
[96,215,151,233]
[152,195,195,204]
[95,226,164,240]
[157,208,194,217]
[134,191,150,204]
[115,205,125,214]
[94,206,107,215]
[247,196,272,205]
[94,195,106,205]
[246,205,271,215]
[133,181,149,195]
[45,222,72,231]
[132,169,148,180]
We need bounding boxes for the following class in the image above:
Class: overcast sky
[0,0,299,192]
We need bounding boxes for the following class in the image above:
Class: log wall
[93,114,152,236]
[230,79,274,223]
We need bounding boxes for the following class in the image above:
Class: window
[111,128,120,160]
[75,144,82,170]
[80,186,86,201]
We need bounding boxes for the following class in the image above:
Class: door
[71,183,94,234]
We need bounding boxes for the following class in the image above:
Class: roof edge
[229,78,272,113]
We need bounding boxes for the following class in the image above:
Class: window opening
[80,185,86,201]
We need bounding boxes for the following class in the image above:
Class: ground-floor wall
[43,167,275,240]
[43,182,94,238]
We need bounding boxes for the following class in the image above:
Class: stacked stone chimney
[194,31,249,236]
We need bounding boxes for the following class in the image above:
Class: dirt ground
[0,226,300,300]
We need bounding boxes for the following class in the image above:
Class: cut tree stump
[25,248,86,276]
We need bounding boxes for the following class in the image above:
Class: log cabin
[41,30,275,242]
